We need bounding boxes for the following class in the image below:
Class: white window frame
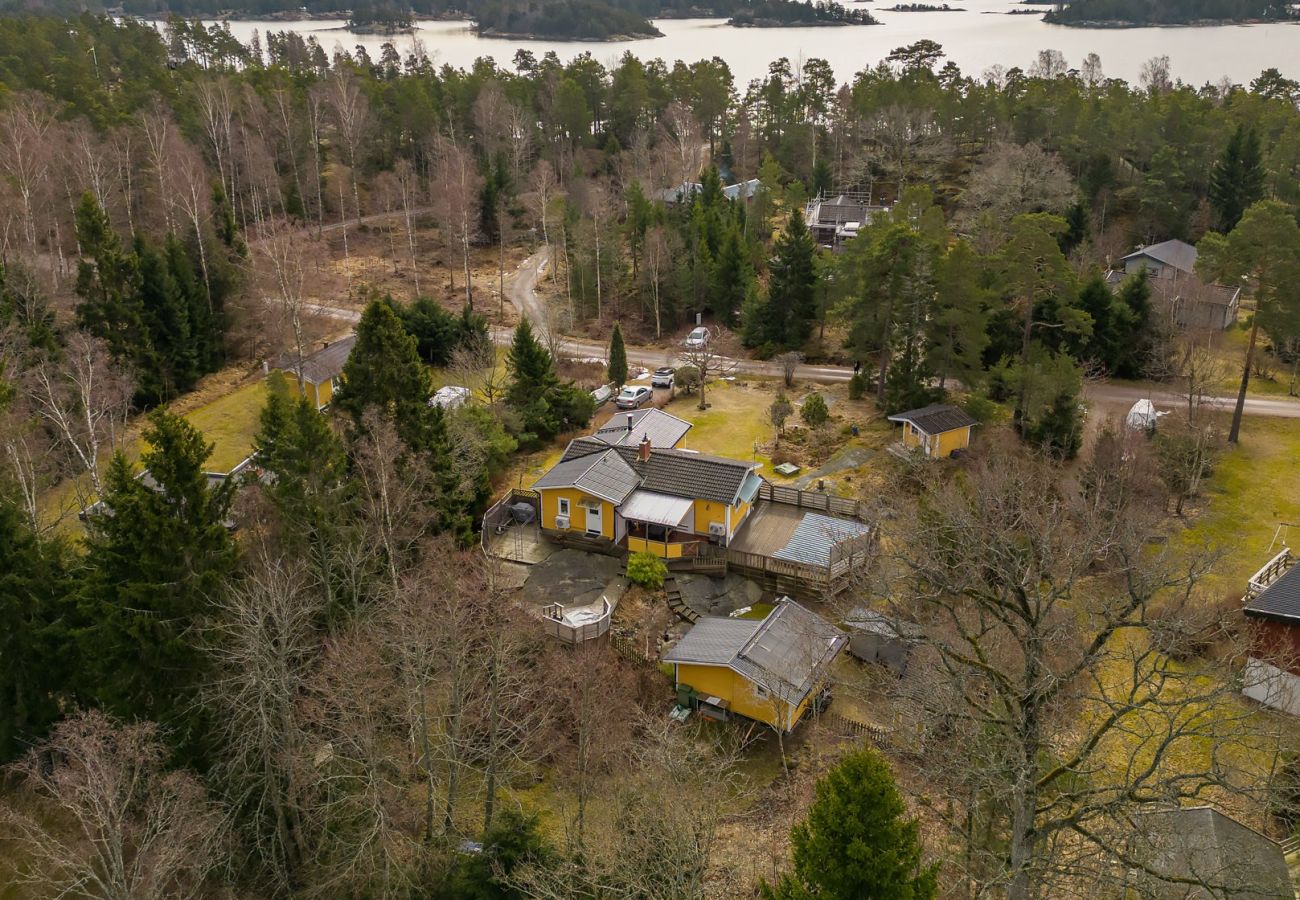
[558,498,571,517]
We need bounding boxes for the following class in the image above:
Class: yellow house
[532,434,763,558]
[664,599,847,732]
[271,335,357,411]
[887,403,976,459]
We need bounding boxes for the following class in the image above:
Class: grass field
[1177,416,1300,592]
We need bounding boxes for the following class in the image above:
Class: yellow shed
[271,334,357,411]
[887,403,977,460]
[663,599,847,733]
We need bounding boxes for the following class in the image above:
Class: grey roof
[1133,807,1291,899]
[1122,239,1198,275]
[561,438,757,505]
[592,408,692,449]
[663,617,762,665]
[804,193,888,227]
[658,179,763,205]
[772,511,871,567]
[275,335,357,385]
[665,599,847,708]
[532,449,641,505]
[1244,562,1300,623]
[887,403,977,436]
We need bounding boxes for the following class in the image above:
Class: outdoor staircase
[664,576,700,624]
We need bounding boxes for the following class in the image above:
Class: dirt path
[508,246,552,341]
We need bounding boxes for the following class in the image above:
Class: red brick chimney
[639,435,651,462]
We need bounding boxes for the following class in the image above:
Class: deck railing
[540,598,613,644]
[756,482,868,521]
[1246,548,1293,600]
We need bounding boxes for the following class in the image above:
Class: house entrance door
[585,504,603,537]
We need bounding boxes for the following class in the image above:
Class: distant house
[1240,548,1300,716]
[1108,239,1241,331]
[271,335,356,411]
[657,178,763,206]
[590,407,692,449]
[886,404,976,459]
[664,598,847,732]
[1124,807,1291,899]
[804,191,890,251]
[80,454,259,528]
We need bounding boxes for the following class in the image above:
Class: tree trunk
[1228,310,1260,444]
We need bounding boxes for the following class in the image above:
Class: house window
[754,683,769,699]
[558,498,571,517]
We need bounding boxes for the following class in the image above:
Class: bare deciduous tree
[884,451,1279,898]
[434,134,480,308]
[1,710,229,900]
[21,331,133,505]
[678,327,740,411]
[957,141,1076,239]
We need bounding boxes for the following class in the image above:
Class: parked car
[651,366,675,388]
[615,385,653,409]
[684,326,710,349]
[590,384,613,407]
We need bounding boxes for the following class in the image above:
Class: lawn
[1176,415,1300,592]
[183,379,269,472]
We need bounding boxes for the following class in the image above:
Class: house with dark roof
[1241,548,1300,716]
[532,435,764,558]
[804,191,891,251]
[1123,807,1292,899]
[664,598,847,732]
[886,404,977,459]
[1108,240,1241,331]
[270,335,357,410]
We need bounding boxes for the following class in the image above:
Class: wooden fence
[757,482,869,521]
[611,632,658,666]
[823,711,890,746]
[541,598,612,644]
[480,489,540,553]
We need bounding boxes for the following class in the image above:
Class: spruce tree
[74,192,145,372]
[135,236,195,402]
[746,209,817,351]
[336,298,442,450]
[608,322,628,388]
[1209,124,1266,232]
[761,749,937,900]
[79,410,237,741]
[710,223,755,327]
[506,319,593,446]
[0,485,74,762]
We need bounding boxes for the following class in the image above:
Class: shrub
[675,365,701,394]
[847,371,867,400]
[626,551,667,590]
[800,392,829,427]
[961,393,1002,423]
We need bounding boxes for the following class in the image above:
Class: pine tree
[506,319,594,446]
[761,749,938,900]
[1209,124,1266,232]
[79,410,237,741]
[926,241,988,390]
[608,322,628,388]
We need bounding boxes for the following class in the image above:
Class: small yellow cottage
[887,403,976,459]
[271,335,357,411]
[531,434,763,558]
[664,599,846,732]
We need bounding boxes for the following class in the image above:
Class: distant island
[1044,0,1299,26]
[728,0,877,27]
[887,3,965,11]
[473,0,662,40]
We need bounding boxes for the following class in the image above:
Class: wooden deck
[485,524,554,564]
[729,502,807,558]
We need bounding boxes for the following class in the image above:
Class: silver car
[615,385,652,409]
[684,326,710,349]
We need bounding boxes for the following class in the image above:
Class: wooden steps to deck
[663,576,700,624]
